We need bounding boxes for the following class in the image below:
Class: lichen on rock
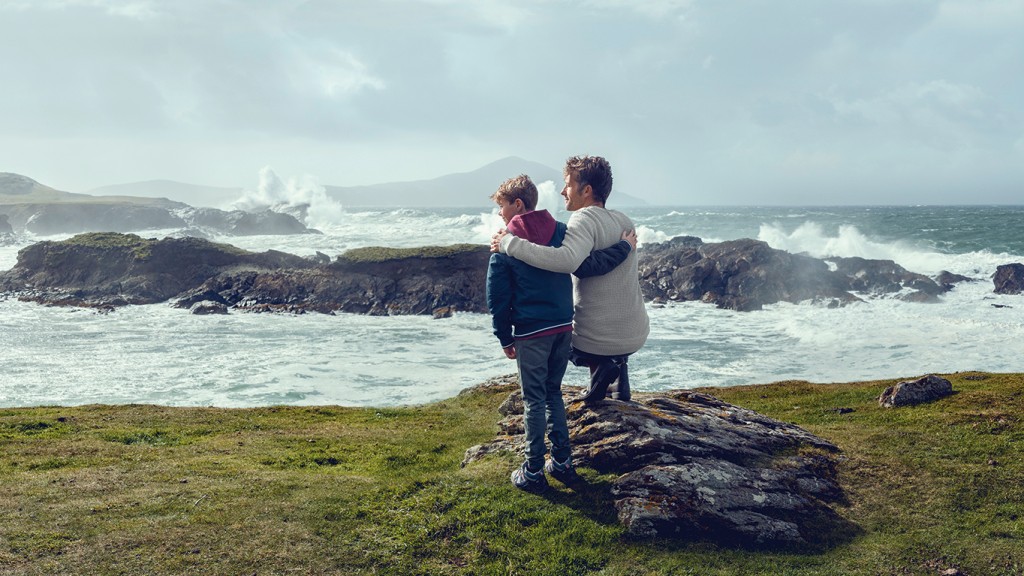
[464,386,851,548]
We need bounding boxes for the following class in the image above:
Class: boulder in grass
[878,375,953,408]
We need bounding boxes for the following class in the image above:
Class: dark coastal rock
[636,237,947,310]
[993,263,1024,295]
[0,233,492,314]
[189,301,229,315]
[178,206,319,236]
[309,251,332,265]
[637,237,857,311]
[936,270,973,291]
[463,383,846,547]
[827,256,944,303]
[878,375,954,408]
[0,232,317,307]
[174,244,491,316]
[1,228,966,315]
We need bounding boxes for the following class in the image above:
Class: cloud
[288,41,386,98]
[826,80,1009,151]
[0,0,159,19]
[0,0,1021,204]
[934,0,1024,30]
[581,0,695,20]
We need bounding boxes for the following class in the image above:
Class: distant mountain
[0,172,56,197]
[87,180,244,209]
[0,173,313,237]
[1,172,182,208]
[324,156,648,208]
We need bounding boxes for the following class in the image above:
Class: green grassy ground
[1,373,1021,575]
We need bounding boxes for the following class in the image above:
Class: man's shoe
[511,462,548,493]
[544,457,581,485]
[611,362,630,401]
[577,362,619,404]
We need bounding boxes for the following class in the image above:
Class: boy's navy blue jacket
[486,209,630,349]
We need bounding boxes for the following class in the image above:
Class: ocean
[3,196,1024,408]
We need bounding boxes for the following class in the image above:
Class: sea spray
[230,167,346,230]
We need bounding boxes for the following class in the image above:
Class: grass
[1,373,1022,575]
[34,233,253,268]
[337,244,483,263]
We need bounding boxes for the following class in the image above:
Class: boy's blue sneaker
[544,456,581,485]
[511,462,548,493]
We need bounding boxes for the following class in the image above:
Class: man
[491,156,649,403]
[486,173,634,491]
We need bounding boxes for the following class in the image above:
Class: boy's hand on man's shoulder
[622,229,637,250]
[491,229,508,253]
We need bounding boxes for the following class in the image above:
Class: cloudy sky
[1,0,1022,205]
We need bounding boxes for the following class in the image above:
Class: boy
[486,174,634,492]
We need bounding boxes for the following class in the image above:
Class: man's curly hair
[564,155,613,204]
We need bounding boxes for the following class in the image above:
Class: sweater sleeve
[573,240,631,278]
[485,253,515,348]
[500,210,596,273]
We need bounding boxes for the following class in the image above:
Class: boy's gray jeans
[515,331,572,471]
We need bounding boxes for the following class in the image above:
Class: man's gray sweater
[500,205,649,356]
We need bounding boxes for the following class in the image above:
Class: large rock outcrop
[0,233,489,315]
[463,378,848,548]
[0,232,316,307]
[993,263,1024,295]
[174,207,318,236]
[637,237,947,311]
[172,244,490,315]
[829,256,945,302]
[1,232,968,314]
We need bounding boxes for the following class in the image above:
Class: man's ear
[582,184,594,199]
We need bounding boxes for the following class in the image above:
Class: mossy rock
[337,244,483,263]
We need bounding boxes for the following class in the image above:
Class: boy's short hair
[490,174,538,210]
[564,155,613,204]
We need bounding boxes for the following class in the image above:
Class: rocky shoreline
[1,231,1021,314]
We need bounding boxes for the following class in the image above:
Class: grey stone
[190,301,229,315]
[464,387,847,546]
[878,375,953,408]
[993,263,1024,295]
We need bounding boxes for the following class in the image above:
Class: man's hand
[621,229,637,251]
[503,345,517,360]
[490,229,508,253]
